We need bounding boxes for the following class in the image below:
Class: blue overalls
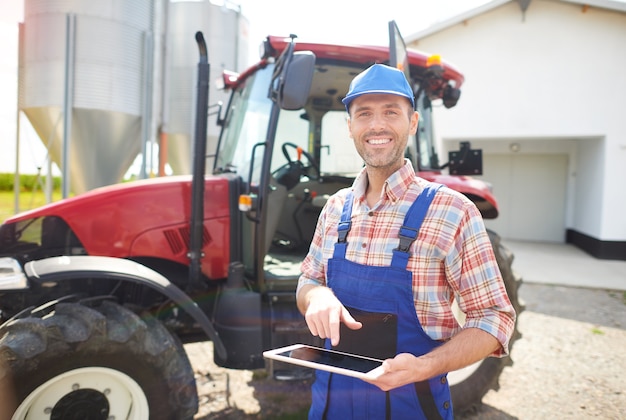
[309,184,453,420]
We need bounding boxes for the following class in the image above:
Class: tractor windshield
[415,95,438,171]
[215,60,439,185]
[214,65,274,184]
[215,62,364,184]
[270,103,363,176]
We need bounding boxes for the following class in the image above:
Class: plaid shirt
[298,160,516,356]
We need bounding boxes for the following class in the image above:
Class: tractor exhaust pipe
[188,31,209,291]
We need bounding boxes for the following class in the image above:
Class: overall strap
[390,183,444,269]
[333,191,354,258]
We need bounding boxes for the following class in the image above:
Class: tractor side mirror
[278,51,315,110]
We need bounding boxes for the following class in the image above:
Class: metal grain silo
[164,0,248,175]
[19,0,155,194]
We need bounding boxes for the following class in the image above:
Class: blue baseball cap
[342,64,414,112]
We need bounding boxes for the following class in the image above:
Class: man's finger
[341,307,363,331]
[304,315,320,338]
[327,307,343,346]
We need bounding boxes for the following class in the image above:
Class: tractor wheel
[448,229,524,414]
[0,300,197,419]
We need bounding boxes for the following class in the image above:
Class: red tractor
[0,28,522,418]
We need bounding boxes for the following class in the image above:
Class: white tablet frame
[263,343,385,380]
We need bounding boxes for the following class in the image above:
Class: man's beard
[355,131,406,170]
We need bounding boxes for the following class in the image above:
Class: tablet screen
[278,345,382,374]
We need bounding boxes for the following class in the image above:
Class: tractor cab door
[211,41,316,371]
[214,43,315,291]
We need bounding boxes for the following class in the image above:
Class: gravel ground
[458,283,626,420]
[187,283,626,419]
[186,343,312,419]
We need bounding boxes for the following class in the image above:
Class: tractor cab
[213,33,492,294]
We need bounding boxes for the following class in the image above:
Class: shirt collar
[352,159,416,204]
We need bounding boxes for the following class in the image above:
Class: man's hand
[365,353,426,391]
[365,328,501,391]
[297,285,362,346]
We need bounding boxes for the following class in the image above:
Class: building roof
[405,0,626,42]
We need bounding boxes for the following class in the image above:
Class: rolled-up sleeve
[446,202,517,357]
[297,200,331,296]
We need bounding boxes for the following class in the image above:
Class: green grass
[0,190,63,222]
[590,326,605,335]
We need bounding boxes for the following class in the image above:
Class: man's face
[347,93,418,173]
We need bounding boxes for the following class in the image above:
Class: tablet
[263,344,385,380]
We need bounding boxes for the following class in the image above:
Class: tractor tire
[449,229,524,415]
[0,300,197,419]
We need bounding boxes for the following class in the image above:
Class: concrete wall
[407,0,626,247]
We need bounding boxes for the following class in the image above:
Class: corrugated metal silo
[165,0,248,175]
[19,0,155,194]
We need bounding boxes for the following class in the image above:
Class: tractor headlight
[0,257,28,290]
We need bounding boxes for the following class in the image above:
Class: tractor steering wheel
[273,142,320,189]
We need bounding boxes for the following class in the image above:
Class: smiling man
[296,64,516,420]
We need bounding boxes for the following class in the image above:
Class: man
[296,64,516,419]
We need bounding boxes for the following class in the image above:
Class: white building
[406,0,626,260]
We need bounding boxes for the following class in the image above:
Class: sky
[0,0,492,176]
[235,0,492,52]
